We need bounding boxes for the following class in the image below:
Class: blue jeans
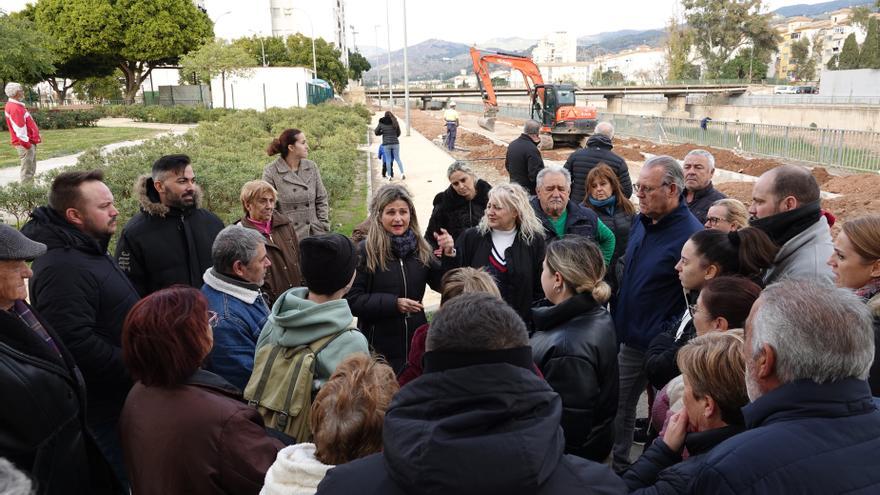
[612,344,648,473]
[89,416,129,491]
[384,144,404,176]
[445,122,457,150]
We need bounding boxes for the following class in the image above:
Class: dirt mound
[468,144,507,171]
[822,174,880,195]
[614,146,647,162]
[715,182,754,206]
[811,167,832,186]
[457,131,494,147]
[825,192,880,236]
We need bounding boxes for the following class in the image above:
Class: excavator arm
[470,47,546,131]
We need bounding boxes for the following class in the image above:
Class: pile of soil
[456,131,494,148]
[468,144,507,171]
[822,174,880,195]
[715,182,754,207]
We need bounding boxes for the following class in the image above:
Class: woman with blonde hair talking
[452,182,546,327]
[345,184,454,373]
[530,235,619,462]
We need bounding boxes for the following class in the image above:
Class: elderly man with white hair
[564,121,632,204]
[683,149,726,224]
[3,82,41,183]
[689,279,880,493]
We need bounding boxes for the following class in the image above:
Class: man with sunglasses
[610,155,703,473]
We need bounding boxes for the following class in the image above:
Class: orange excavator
[470,46,597,149]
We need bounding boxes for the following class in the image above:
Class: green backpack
[244,332,344,442]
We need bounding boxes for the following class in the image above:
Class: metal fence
[438,101,879,171]
[307,82,334,105]
[690,94,880,106]
[601,113,880,172]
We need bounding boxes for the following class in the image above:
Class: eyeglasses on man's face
[634,182,671,195]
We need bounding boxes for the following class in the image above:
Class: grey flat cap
[0,224,46,261]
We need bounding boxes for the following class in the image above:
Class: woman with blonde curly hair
[451,182,546,327]
[261,354,399,494]
[531,235,619,462]
[345,184,454,373]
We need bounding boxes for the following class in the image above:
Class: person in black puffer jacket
[565,123,633,204]
[346,184,455,373]
[424,161,491,249]
[374,111,404,179]
[115,155,224,296]
[531,237,619,462]
[505,120,544,195]
[0,224,119,495]
[448,183,546,329]
[582,164,637,289]
[21,170,141,488]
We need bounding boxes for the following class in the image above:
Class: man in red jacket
[4,82,41,184]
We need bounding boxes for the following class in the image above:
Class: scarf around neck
[750,200,821,247]
[390,228,418,259]
[589,195,617,215]
[856,277,880,301]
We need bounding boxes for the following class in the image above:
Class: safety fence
[601,113,880,172]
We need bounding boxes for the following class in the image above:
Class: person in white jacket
[261,354,399,495]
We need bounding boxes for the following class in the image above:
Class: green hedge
[0,108,102,131]
[0,104,371,236]
[98,105,236,124]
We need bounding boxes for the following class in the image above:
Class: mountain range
[361,0,876,82]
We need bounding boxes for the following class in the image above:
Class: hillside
[771,0,874,18]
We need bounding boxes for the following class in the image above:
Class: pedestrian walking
[375,112,405,180]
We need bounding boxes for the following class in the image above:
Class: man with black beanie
[748,164,834,285]
[255,233,369,388]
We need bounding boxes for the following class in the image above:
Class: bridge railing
[601,113,880,172]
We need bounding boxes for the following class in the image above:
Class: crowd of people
[1,109,880,495]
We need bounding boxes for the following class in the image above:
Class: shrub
[45,104,370,242]
[0,108,102,131]
[97,104,234,124]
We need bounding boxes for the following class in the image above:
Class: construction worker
[444,101,460,151]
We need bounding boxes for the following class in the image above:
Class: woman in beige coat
[263,128,331,240]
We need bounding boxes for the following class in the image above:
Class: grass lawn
[330,157,368,237]
[0,127,163,168]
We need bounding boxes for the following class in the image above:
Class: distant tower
[335,0,349,67]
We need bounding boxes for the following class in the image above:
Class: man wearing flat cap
[0,224,119,494]
[256,233,369,389]
[21,169,139,488]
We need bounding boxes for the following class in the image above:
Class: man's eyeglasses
[705,216,723,226]
[208,311,219,328]
[634,182,670,194]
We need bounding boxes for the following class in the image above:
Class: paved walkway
[0,119,193,187]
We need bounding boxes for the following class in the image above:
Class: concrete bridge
[364,84,749,115]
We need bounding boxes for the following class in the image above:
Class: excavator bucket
[478,116,496,132]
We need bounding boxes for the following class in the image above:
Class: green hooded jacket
[257,287,369,387]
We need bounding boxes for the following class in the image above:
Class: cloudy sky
[1,0,833,50]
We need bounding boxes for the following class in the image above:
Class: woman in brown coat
[263,128,331,240]
[237,180,303,305]
[119,286,283,495]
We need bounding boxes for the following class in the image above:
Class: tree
[179,40,255,108]
[231,36,290,67]
[720,50,768,81]
[490,76,509,87]
[34,0,213,102]
[682,0,781,78]
[285,34,348,93]
[859,18,880,69]
[348,51,371,81]
[790,38,816,81]
[73,72,123,102]
[0,14,55,88]
[665,17,696,81]
[851,5,874,31]
[838,33,861,70]
[826,54,839,70]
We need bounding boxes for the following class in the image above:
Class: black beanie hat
[299,233,358,295]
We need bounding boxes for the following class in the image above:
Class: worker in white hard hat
[443,101,460,151]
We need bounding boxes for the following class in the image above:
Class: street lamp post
[291,8,318,79]
[248,30,268,67]
[402,0,410,136]
[385,0,393,107]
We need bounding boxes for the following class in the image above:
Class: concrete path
[0,119,193,187]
